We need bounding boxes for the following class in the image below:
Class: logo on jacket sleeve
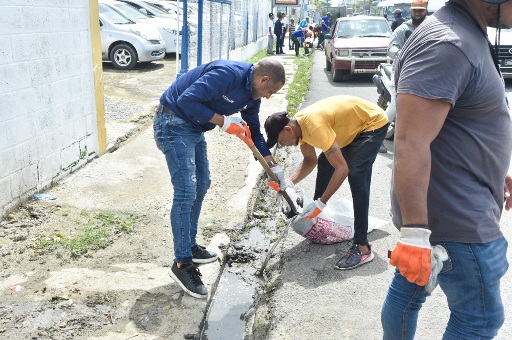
[222,95,234,103]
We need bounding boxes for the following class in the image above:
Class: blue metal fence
[179,0,271,74]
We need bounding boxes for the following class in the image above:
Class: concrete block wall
[0,0,99,217]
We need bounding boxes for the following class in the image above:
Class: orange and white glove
[268,165,287,192]
[389,226,432,286]
[221,116,246,135]
[300,199,325,219]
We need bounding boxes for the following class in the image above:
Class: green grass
[286,53,314,117]
[32,211,135,259]
[245,48,314,117]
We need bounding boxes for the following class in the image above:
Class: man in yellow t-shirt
[265,95,388,270]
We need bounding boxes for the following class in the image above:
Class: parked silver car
[99,3,165,70]
[100,0,180,54]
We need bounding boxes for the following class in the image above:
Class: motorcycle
[372,63,395,140]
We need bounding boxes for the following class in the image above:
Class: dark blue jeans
[382,237,508,340]
[153,110,211,264]
[276,34,283,54]
[313,124,388,245]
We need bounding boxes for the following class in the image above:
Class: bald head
[253,59,286,86]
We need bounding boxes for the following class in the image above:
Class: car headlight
[336,49,349,57]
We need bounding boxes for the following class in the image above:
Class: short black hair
[254,59,285,85]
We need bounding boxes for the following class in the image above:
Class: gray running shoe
[334,244,374,270]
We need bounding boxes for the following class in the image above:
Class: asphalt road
[260,49,512,340]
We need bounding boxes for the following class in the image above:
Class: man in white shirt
[267,13,275,55]
[281,13,289,52]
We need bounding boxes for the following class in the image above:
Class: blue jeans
[153,110,211,264]
[381,237,509,340]
[314,124,388,245]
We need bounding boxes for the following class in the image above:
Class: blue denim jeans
[153,110,211,264]
[381,237,509,340]
[314,124,388,245]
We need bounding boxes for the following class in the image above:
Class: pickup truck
[488,27,512,79]
[324,16,392,82]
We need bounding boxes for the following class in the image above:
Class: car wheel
[326,55,332,71]
[332,68,344,82]
[110,44,138,70]
[377,95,388,110]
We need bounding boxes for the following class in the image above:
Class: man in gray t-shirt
[382,0,512,339]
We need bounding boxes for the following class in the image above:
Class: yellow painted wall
[89,0,107,154]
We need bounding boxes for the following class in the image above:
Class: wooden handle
[249,146,299,217]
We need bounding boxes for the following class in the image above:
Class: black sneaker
[168,263,208,299]
[334,244,374,270]
[192,244,218,264]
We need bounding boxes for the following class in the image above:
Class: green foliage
[286,53,314,117]
[32,211,135,259]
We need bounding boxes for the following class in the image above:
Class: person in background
[291,27,307,57]
[264,95,388,270]
[298,16,309,29]
[274,12,284,54]
[288,17,296,50]
[380,0,428,153]
[316,12,331,49]
[281,13,289,52]
[154,59,285,299]
[390,8,405,31]
[382,0,512,338]
[298,17,310,46]
[267,12,275,55]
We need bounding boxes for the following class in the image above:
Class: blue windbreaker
[160,60,271,157]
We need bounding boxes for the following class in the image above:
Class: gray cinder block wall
[0,0,100,217]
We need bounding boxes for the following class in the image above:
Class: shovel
[235,123,299,276]
[236,123,299,218]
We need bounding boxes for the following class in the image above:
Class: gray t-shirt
[391,5,511,243]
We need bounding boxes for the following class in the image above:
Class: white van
[376,0,445,23]
[376,0,412,23]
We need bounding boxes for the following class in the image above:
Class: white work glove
[268,165,288,191]
[279,180,297,214]
[425,245,448,293]
[221,116,246,135]
[300,199,325,219]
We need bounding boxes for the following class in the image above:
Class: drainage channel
[200,225,277,339]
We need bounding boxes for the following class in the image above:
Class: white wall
[0,0,99,216]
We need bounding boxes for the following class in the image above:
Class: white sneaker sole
[168,269,208,299]
[192,254,218,264]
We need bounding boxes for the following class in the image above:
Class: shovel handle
[236,123,298,217]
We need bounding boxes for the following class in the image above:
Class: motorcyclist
[380,0,428,152]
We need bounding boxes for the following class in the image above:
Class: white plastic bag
[290,193,379,244]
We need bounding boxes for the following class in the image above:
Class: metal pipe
[197,0,203,66]
[178,0,189,77]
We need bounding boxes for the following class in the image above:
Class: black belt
[158,104,175,115]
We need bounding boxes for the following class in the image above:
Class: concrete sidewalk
[18,54,299,340]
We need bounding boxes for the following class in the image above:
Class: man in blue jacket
[316,12,331,49]
[154,59,286,299]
